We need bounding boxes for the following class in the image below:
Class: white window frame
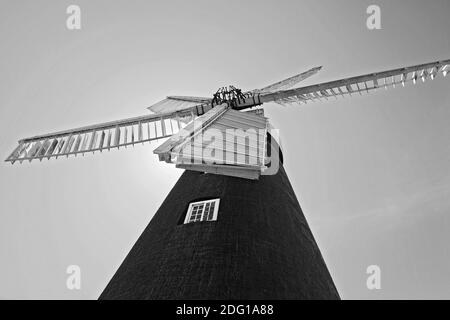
[184,199,220,224]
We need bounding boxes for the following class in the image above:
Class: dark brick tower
[100,147,340,299]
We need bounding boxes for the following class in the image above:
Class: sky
[0,0,449,299]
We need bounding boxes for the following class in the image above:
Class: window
[184,199,220,224]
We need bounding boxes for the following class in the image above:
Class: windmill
[5,59,449,299]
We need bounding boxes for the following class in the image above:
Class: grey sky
[0,0,449,299]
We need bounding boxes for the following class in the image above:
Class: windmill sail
[261,60,450,105]
[147,95,212,114]
[5,107,203,164]
[254,66,322,93]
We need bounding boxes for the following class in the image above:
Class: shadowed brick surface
[100,165,339,300]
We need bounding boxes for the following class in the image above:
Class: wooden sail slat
[412,71,418,84]
[345,84,354,94]
[80,133,89,153]
[312,92,322,101]
[329,88,339,99]
[61,135,73,155]
[114,126,120,148]
[106,130,112,150]
[45,139,59,158]
[72,135,83,154]
[88,131,97,152]
[401,73,407,86]
[383,77,388,89]
[138,122,143,142]
[98,131,106,151]
[131,126,135,145]
[363,81,369,93]
[161,118,167,137]
[66,136,76,156]
[355,83,363,95]
[373,79,380,89]
[441,64,448,76]
[169,119,174,135]
[35,139,49,160]
[18,143,31,162]
[55,138,66,156]
[40,140,52,159]
[27,142,42,159]
[391,76,396,88]
[298,93,312,102]
[306,93,316,101]
[430,67,437,79]
[319,90,329,99]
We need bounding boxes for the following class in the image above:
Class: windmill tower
[6,59,449,299]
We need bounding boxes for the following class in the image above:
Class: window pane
[185,199,219,224]
[207,208,214,221]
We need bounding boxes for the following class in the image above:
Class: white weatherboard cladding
[172,108,268,179]
[176,110,266,165]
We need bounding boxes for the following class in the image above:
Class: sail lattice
[147,96,211,114]
[261,60,450,106]
[5,108,198,164]
[254,66,322,94]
